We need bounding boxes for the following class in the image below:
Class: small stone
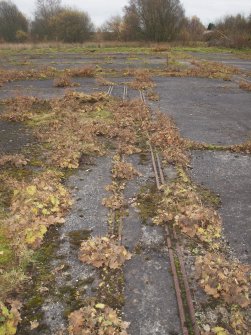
[203,324,210,332]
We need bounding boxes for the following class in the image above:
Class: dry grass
[129,69,155,90]
[151,46,170,52]
[239,80,251,92]
[229,140,251,154]
[0,67,58,85]
[53,75,78,88]
[96,77,115,86]
[68,66,96,77]
[163,59,240,80]
[147,90,159,101]
[0,40,166,51]
[0,66,96,87]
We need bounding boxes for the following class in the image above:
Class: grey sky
[13,0,251,26]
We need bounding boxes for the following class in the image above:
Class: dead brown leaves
[96,77,115,87]
[129,69,155,90]
[53,75,78,88]
[229,140,251,154]
[146,113,188,166]
[68,304,129,335]
[239,80,251,92]
[0,67,58,86]
[1,96,47,122]
[0,65,97,88]
[164,60,239,80]
[112,159,140,181]
[0,154,28,168]
[103,99,149,155]
[175,204,221,244]
[79,236,131,269]
[102,193,125,210]
[196,252,250,308]
[2,170,72,250]
[68,66,96,78]
[147,90,160,101]
[2,92,110,169]
[153,175,222,246]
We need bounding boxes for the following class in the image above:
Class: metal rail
[107,85,114,96]
[108,85,199,335]
[139,89,200,335]
[123,85,128,101]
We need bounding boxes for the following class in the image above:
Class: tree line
[0,0,250,46]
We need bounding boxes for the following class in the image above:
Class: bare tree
[101,15,123,40]
[124,0,185,41]
[123,2,142,40]
[0,1,28,42]
[31,0,62,40]
[213,14,251,48]
[35,0,61,20]
[182,16,205,41]
[49,8,94,42]
[216,14,249,35]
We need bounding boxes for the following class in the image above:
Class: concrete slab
[0,104,33,154]
[123,154,181,335]
[0,78,101,99]
[190,150,251,264]
[153,77,251,145]
[189,52,251,72]
[18,156,112,335]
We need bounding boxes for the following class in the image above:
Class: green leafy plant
[0,300,22,335]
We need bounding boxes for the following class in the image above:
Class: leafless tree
[35,0,61,20]
[181,16,205,41]
[126,0,185,41]
[123,2,142,40]
[31,0,62,40]
[50,8,94,42]
[0,0,28,42]
[101,15,123,40]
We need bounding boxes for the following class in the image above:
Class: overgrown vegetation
[53,75,77,88]
[164,59,240,80]
[79,236,131,269]
[196,253,250,308]
[0,52,250,333]
[239,80,251,92]
[68,304,129,335]
[153,173,222,246]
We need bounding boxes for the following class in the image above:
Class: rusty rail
[108,85,199,335]
[107,85,114,96]
[139,89,200,335]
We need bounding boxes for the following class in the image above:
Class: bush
[16,30,28,42]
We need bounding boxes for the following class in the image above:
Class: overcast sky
[13,0,251,26]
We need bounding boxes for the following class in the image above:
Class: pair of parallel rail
[107,84,200,335]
